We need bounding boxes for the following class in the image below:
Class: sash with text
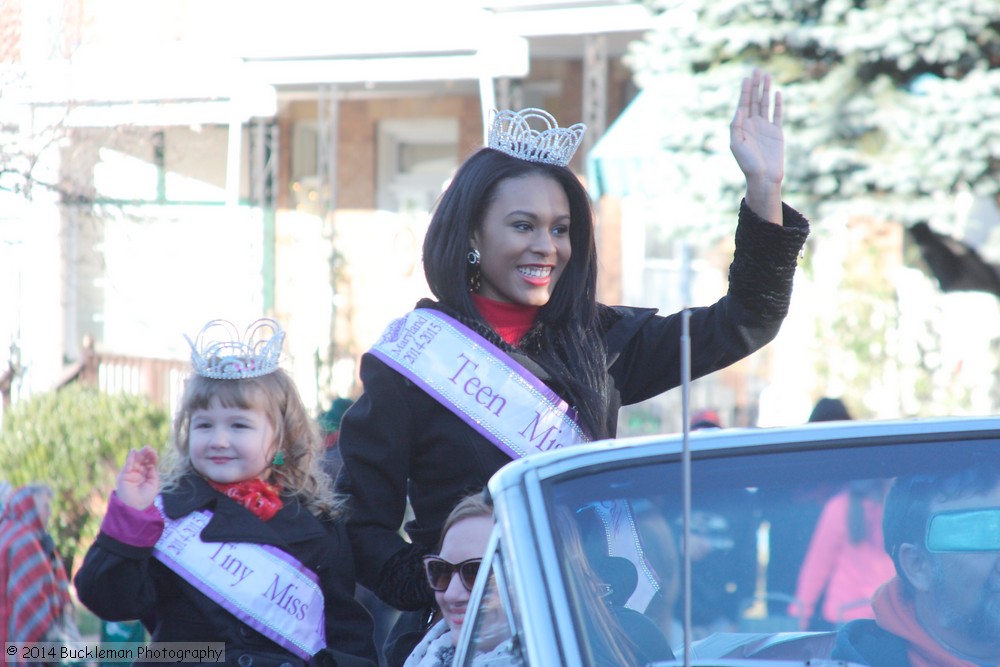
[370,308,588,457]
[152,500,326,659]
[371,308,659,610]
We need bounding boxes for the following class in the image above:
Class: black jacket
[74,475,378,667]
[336,201,810,611]
[832,619,912,667]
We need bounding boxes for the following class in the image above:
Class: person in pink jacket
[790,478,896,630]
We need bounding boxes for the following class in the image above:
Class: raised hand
[730,69,784,224]
[116,446,160,510]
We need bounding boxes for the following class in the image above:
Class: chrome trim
[452,527,502,666]
[486,469,584,664]
[491,415,1000,491]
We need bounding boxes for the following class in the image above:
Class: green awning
[586,84,673,200]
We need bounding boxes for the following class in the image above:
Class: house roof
[13,0,653,125]
[231,0,530,87]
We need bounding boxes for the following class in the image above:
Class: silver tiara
[185,318,285,380]
[487,108,586,167]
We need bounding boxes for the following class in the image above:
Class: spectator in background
[790,478,895,629]
[321,397,356,449]
[682,408,759,637]
[690,408,723,431]
[764,396,852,615]
[808,397,853,423]
[320,396,356,479]
[0,481,12,515]
[0,485,74,651]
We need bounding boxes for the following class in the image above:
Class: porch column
[582,33,608,159]
[226,112,243,208]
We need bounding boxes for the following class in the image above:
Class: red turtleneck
[471,293,539,346]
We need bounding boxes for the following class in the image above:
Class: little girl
[75,318,377,667]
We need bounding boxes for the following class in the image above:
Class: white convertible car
[450,416,1000,666]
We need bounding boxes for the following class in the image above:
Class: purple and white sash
[370,309,588,457]
[152,499,326,659]
[371,308,659,610]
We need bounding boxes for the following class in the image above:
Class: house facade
[0,0,656,422]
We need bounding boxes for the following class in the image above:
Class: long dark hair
[422,148,610,437]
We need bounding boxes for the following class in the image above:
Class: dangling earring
[467,248,481,292]
[272,451,285,466]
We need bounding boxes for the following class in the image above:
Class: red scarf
[0,487,71,645]
[872,576,990,667]
[471,293,539,346]
[207,479,283,521]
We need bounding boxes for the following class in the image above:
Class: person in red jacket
[790,479,895,629]
[0,485,73,651]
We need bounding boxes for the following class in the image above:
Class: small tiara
[487,108,586,167]
[185,318,284,380]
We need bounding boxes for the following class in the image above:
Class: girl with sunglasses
[404,492,494,667]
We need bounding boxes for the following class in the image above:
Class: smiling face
[189,396,276,484]
[436,515,493,644]
[471,173,571,307]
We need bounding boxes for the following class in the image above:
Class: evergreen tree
[627,0,1000,222]
[620,0,1000,417]
[0,384,170,575]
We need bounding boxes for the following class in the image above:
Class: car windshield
[535,435,997,665]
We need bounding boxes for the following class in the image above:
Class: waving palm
[730,69,784,224]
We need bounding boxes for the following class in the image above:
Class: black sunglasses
[422,555,482,592]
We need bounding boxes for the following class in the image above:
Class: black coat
[336,201,810,611]
[74,475,378,667]
[832,620,912,667]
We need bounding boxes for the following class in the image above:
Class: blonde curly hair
[161,369,340,518]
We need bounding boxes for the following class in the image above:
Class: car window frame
[475,417,1000,665]
[454,482,588,666]
[453,526,499,662]
[453,528,519,666]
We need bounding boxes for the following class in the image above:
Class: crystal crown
[488,108,586,167]
[185,318,284,380]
